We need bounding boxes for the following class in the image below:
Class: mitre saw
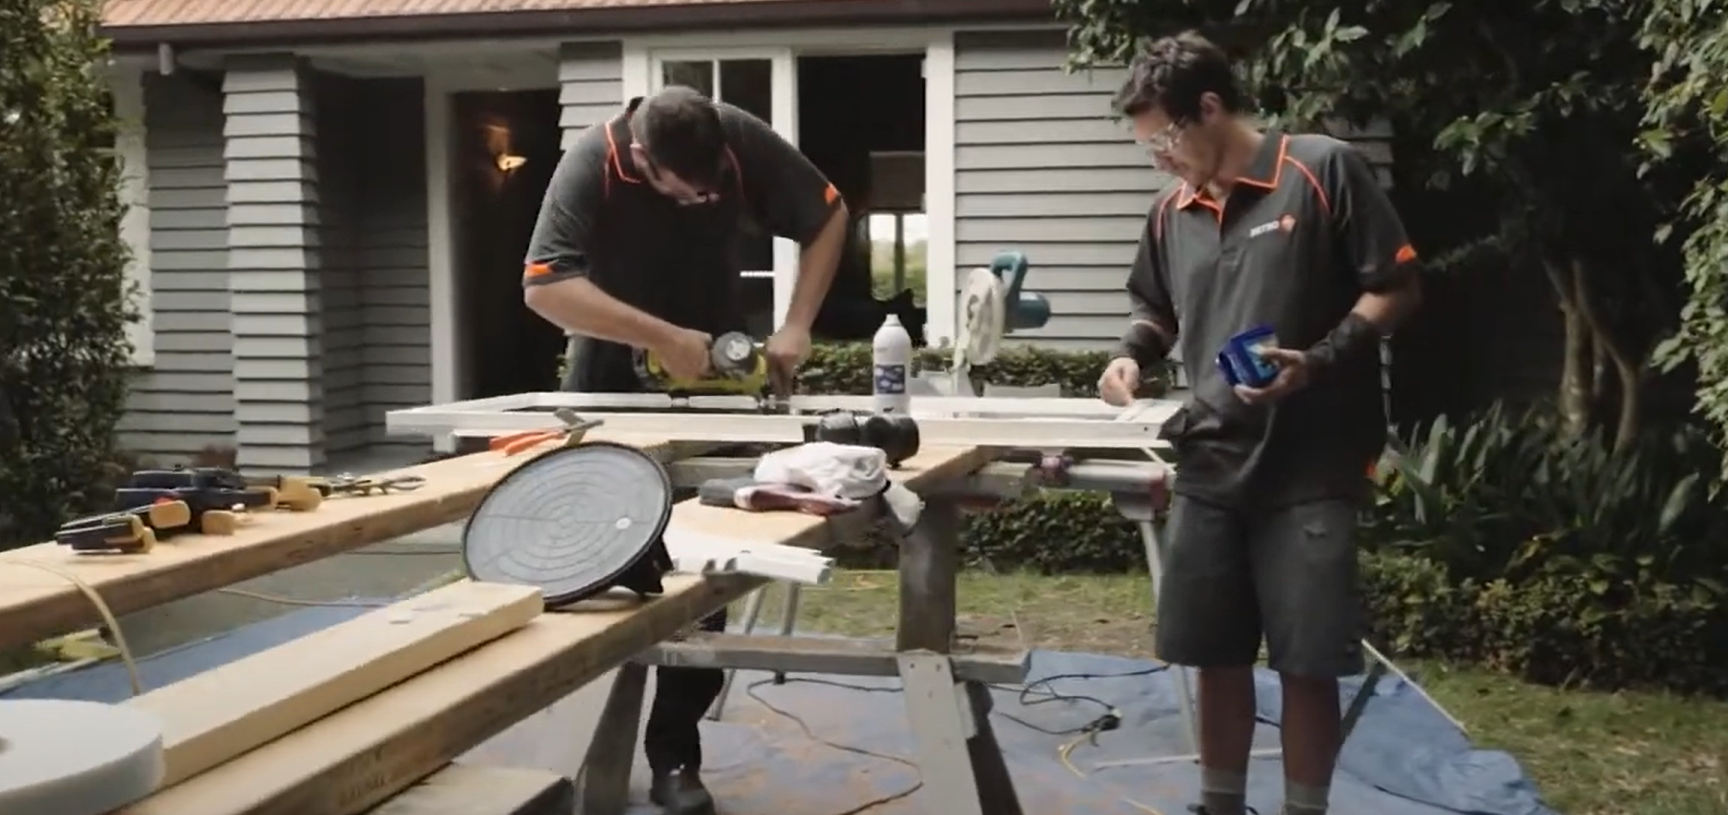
[949,251,1052,393]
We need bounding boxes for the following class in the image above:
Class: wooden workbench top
[0,437,993,654]
[0,434,688,653]
[666,444,995,551]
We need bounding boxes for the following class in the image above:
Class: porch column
[223,56,325,474]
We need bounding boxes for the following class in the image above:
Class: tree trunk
[1568,258,1642,453]
[1546,258,1595,437]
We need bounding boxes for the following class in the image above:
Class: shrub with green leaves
[1363,403,1728,694]
[797,342,1167,398]
[0,0,137,548]
[1369,403,1728,592]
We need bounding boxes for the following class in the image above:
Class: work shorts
[1152,495,1365,678]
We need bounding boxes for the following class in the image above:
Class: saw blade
[955,266,1007,367]
[461,441,674,607]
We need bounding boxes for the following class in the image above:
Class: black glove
[1304,312,1381,381]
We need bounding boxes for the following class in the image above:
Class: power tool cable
[6,560,144,696]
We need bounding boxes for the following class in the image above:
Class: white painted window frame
[630,45,800,327]
[110,63,155,367]
[620,26,958,344]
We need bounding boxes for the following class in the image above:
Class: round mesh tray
[461,441,674,606]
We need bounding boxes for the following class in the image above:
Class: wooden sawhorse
[572,450,1029,815]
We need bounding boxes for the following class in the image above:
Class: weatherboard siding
[311,75,366,457]
[120,71,236,461]
[559,42,623,149]
[953,29,1169,352]
[951,29,1394,353]
[223,56,325,474]
[353,78,433,452]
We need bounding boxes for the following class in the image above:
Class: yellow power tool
[635,330,771,396]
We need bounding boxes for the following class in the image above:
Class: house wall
[559,42,624,149]
[349,79,433,452]
[314,74,366,457]
[222,57,325,473]
[120,71,235,461]
[950,29,1394,352]
[122,67,431,468]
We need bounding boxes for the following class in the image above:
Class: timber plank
[364,765,573,815]
[665,444,997,551]
[0,434,706,653]
[116,573,757,815]
[129,580,543,787]
[640,632,1031,683]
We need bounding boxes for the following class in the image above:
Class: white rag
[753,442,924,531]
[754,442,886,499]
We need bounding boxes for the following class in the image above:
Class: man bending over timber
[521,85,848,815]
[1096,32,1422,815]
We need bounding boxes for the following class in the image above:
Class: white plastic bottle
[872,314,913,414]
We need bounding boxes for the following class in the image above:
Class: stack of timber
[1,429,993,815]
[111,441,990,815]
[0,435,788,654]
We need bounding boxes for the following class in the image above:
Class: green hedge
[1361,551,1728,695]
[798,342,1168,398]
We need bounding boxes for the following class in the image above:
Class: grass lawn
[740,570,1728,815]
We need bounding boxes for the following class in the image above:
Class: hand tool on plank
[803,410,922,467]
[120,469,284,534]
[634,330,787,411]
[54,500,192,553]
[490,409,604,456]
[463,441,676,607]
[128,467,312,510]
[317,473,429,496]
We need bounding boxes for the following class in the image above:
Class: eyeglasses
[640,152,723,205]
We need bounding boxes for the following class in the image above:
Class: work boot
[1187,806,1260,815]
[649,767,715,815]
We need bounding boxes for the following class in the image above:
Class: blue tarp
[3,603,1558,815]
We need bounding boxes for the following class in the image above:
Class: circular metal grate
[461,441,674,607]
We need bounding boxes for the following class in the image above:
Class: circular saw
[461,441,676,607]
[955,266,1009,370]
[953,251,1053,371]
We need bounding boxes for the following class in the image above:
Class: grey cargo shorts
[1153,495,1365,677]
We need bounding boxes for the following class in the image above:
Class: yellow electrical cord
[212,588,386,609]
[1057,731,1167,815]
[1,557,439,697]
[7,560,145,696]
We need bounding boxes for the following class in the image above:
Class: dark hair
[1113,31,1243,123]
[633,85,727,188]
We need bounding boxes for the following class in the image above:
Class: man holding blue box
[1096,32,1423,815]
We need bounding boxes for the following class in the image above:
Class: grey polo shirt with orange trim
[1128,130,1418,508]
[522,97,842,392]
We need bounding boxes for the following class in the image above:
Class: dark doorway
[796,54,928,345]
[450,90,565,399]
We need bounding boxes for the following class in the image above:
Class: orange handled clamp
[489,411,604,456]
[489,430,565,456]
